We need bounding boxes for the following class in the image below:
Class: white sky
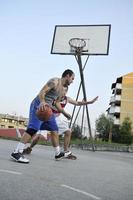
[0,0,133,129]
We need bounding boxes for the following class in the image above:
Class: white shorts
[37,130,48,138]
[55,115,70,135]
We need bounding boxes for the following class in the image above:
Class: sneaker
[11,152,29,163]
[64,151,72,158]
[55,152,64,161]
[23,147,32,154]
[64,151,77,160]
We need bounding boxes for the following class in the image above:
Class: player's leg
[15,132,32,153]
[11,97,41,163]
[63,130,77,159]
[55,116,71,154]
[30,134,40,148]
[56,116,77,159]
[50,131,59,147]
[23,133,41,154]
[11,128,39,162]
[40,114,64,160]
[23,129,48,154]
[50,131,65,160]
[64,130,71,152]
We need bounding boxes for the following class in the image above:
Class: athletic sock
[14,142,25,153]
[54,146,60,156]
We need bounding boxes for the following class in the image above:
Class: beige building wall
[0,114,28,129]
[108,72,133,130]
[120,72,133,125]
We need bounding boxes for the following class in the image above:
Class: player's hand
[90,96,99,103]
[38,102,49,112]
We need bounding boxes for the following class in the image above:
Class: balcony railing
[116,83,122,89]
[109,106,120,114]
[110,95,121,104]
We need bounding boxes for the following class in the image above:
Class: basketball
[36,105,53,121]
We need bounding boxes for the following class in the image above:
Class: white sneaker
[11,152,29,163]
[64,151,72,158]
[64,151,77,160]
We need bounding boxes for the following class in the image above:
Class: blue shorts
[27,96,58,132]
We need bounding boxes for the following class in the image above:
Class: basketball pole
[69,55,89,128]
[75,51,95,152]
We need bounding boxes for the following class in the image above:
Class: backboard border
[51,24,111,56]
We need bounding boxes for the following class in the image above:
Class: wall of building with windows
[107,72,133,129]
[0,114,28,129]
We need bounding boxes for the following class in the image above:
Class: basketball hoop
[51,25,111,151]
[69,38,87,54]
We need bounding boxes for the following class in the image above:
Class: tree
[96,114,133,144]
[71,124,82,139]
[95,113,114,142]
[119,117,133,144]
[111,125,121,143]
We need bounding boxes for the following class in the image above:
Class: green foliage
[71,124,82,139]
[95,114,133,144]
[95,113,114,141]
[119,117,133,144]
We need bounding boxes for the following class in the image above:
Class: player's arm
[55,99,71,120]
[38,78,58,111]
[67,96,99,106]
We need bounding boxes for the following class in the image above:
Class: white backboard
[51,25,111,55]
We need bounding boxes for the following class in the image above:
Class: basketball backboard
[51,25,111,55]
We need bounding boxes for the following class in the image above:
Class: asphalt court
[0,139,133,200]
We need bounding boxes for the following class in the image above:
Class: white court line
[61,184,101,200]
[0,169,22,175]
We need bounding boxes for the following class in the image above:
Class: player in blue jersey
[23,86,98,160]
[11,69,75,163]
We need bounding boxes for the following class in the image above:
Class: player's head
[62,69,75,86]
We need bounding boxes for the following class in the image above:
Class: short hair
[62,69,74,78]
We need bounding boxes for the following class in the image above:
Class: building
[107,72,133,128]
[0,113,28,129]
[0,113,51,141]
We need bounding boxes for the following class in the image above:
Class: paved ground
[0,139,133,200]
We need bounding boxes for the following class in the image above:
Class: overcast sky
[0,0,133,129]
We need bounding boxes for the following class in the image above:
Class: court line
[61,184,101,200]
[0,169,22,175]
